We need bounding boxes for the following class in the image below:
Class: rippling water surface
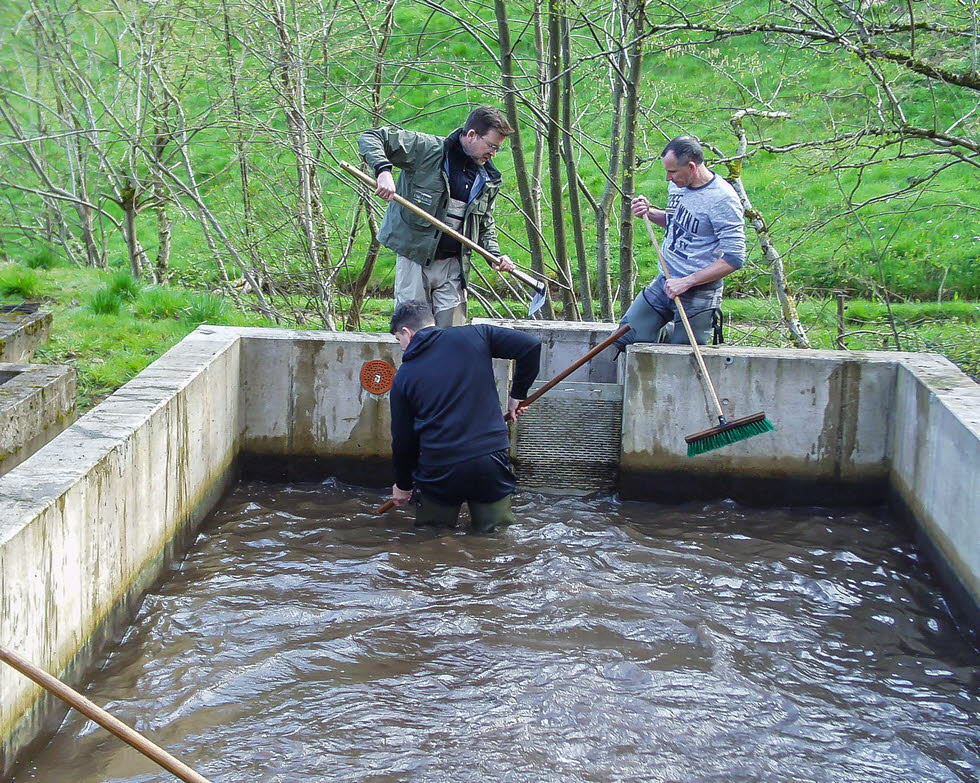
[14,481,980,783]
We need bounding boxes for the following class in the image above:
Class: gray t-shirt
[661,174,746,290]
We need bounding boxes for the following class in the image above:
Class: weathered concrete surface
[889,354,980,622]
[236,327,511,485]
[0,310,52,364]
[0,363,76,477]
[476,319,618,384]
[0,327,242,777]
[619,344,898,502]
[236,328,400,484]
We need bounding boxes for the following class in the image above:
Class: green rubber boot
[468,495,516,534]
[415,495,461,529]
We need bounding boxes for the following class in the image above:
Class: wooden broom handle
[0,645,215,783]
[642,217,727,421]
[340,162,545,294]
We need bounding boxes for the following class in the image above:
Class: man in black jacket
[387,300,541,532]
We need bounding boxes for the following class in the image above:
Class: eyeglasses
[480,135,503,153]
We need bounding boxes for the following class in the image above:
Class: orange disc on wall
[360,360,396,395]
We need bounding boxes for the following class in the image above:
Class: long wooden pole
[374,323,629,514]
[0,645,215,783]
[515,323,630,411]
[339,161,546,296]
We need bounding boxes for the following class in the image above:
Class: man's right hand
[631,195,651,218]
[391,484,413,506]
[375,170,396,201]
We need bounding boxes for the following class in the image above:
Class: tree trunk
[729,110,811,349]
[345,0,395,330]
[120,181,147,279]
[594,9,627,321]
[546,0,579,319]
[270,0,335,329]
[560,13,593,320]
[345,201,381,331]
[618,0,645,311]
[493,0,553,318]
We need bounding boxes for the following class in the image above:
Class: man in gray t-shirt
[615,136,746,351]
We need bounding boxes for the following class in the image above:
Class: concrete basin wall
[234,326,510,484]
[620,344,899,505]
[236,327,401,483]
[0,323,977,775]
[0,363,76,477]
[0,327,243,776]
[889,355,980,620]
[0,310,52,364]
[475,319,619,384]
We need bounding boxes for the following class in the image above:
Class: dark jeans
[615,275,721,349]
[414,449,517,533]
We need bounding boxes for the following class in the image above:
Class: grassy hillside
[0,1,975,404]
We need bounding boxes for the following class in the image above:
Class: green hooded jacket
[357,126,503,282]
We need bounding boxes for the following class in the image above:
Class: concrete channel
[0,322,977,776]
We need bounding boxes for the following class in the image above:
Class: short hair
[661,136,704,165]
[390,300,436,334]
[463,105,514,137]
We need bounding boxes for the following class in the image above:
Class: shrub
[24,248,59,270]
[107,270,143,301]
[87,287,123,315]
[183,292,229,325]
[133,286,191,319]
[0,266,42,298]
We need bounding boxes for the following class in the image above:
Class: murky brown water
[13,480,980,783]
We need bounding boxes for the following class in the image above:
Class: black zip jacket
[390,324,541,491]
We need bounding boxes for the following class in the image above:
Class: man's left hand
[491,255,516,273]
[506,397,528,421]
[665,275,695,299]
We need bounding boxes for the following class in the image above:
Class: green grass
[133,286,192,320]
[0,265,43,298]
[87,287,123,315]
[23,247,59,270]
[183,292,229,325]
[107,270,143,301]
[3,266,278,410]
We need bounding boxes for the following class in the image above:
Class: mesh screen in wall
[511,382,623,495]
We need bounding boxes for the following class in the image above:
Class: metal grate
[511,382,623,495]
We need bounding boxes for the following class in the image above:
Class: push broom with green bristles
[642,218,774,457]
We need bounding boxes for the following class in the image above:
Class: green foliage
[183,292,229,325]
[107,271,143,301]
[0,265,42,298]
[87,287,123,315]
[133,286,192,320]
[24,247,59,270]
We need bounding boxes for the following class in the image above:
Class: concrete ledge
[475,319,619,383]
[621,344,897,487]
[0,363,76,477]
[0,308,52,364]
[889,354,980,631]
[0,327,243,776]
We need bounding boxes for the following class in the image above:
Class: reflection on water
[13,481,980,783]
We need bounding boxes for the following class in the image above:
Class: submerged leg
[415,494,462,529]
[468,495,516,534]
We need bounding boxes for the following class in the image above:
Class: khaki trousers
[395,254,467,328]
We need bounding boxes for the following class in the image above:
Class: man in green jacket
[358,105,517,328]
